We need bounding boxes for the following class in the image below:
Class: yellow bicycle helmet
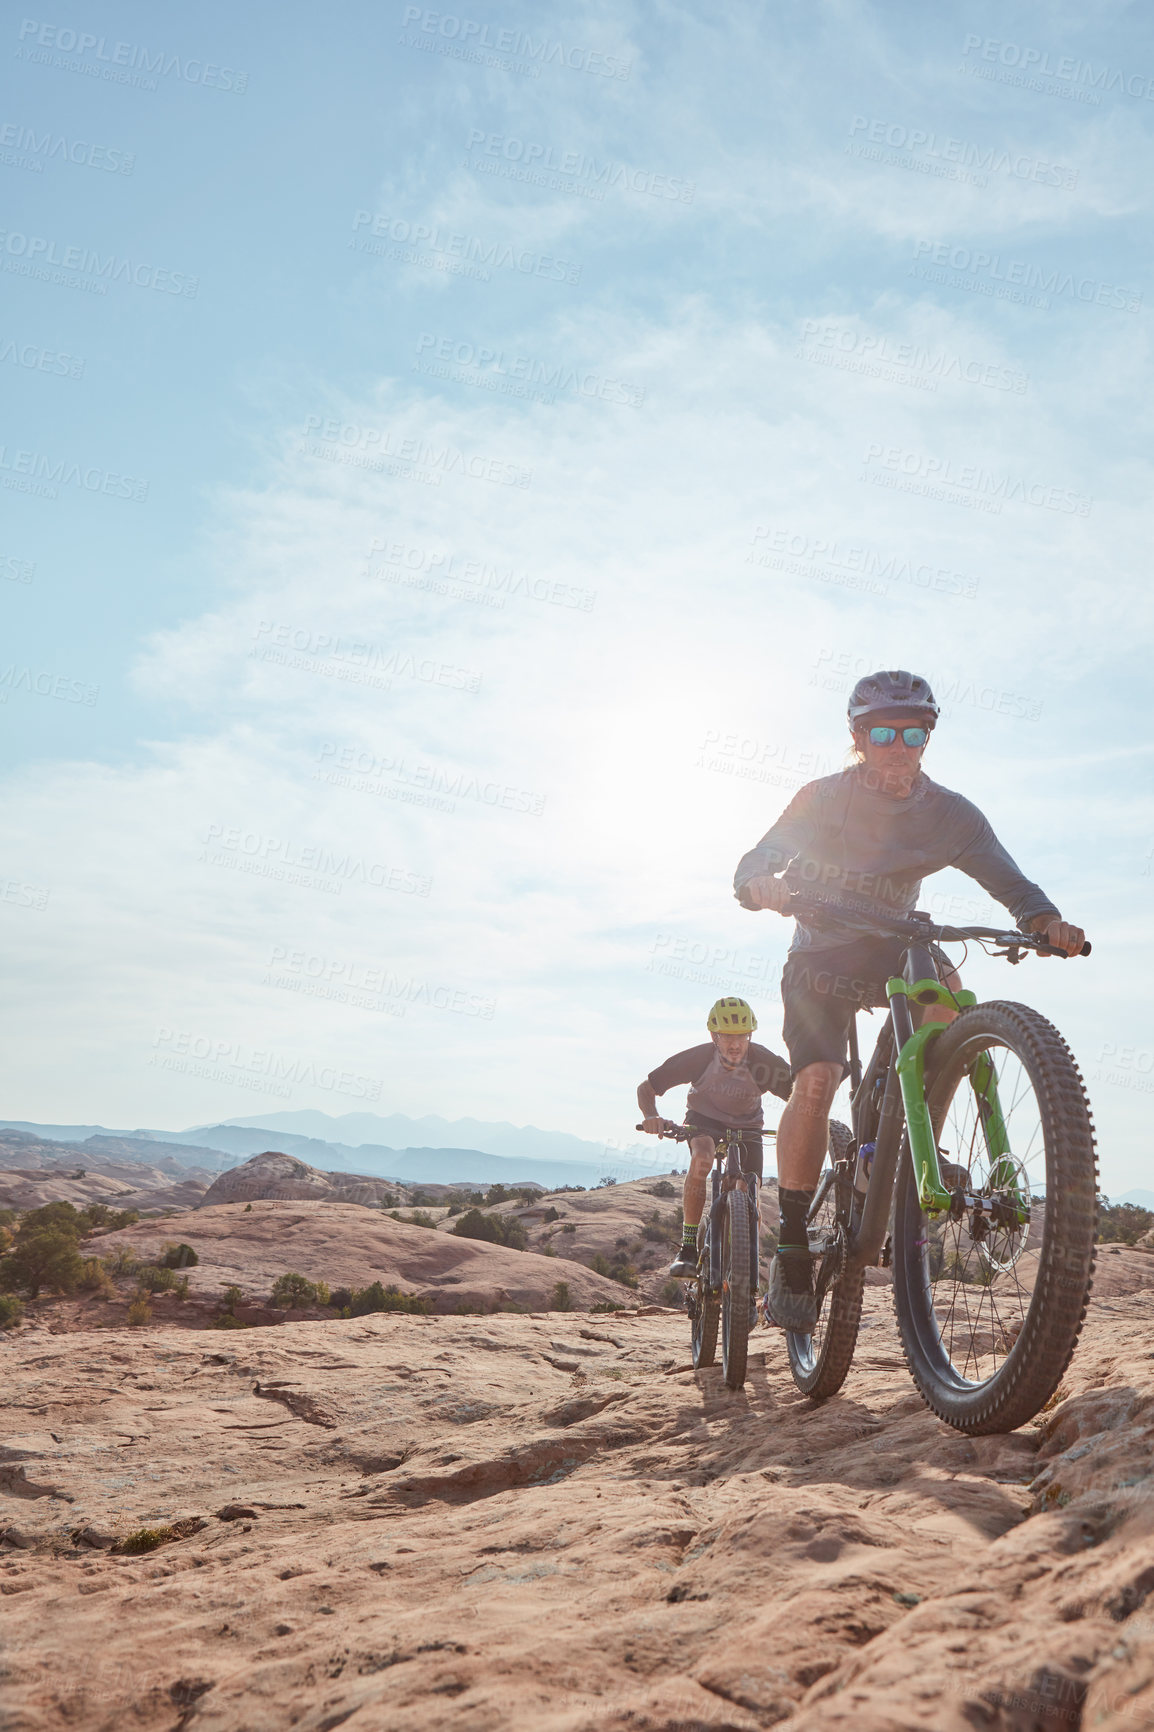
[707,997,757,1033]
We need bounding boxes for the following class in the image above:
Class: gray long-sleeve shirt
[733,768,1060,951]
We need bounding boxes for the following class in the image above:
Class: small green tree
[451,1209,527,1251]
[160,1242,199,1268]
[270,1271,327,1308]
[1,1230,85,1299]
[549,1281,572,1312]
[349,1281,432,1316]
[0,1294,24,1328]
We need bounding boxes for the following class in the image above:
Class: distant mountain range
[0,1112,675,1190]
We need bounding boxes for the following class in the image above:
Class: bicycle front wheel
[721,1191,751,1390]
[787,1120,865,1399]
[892,1002,1097,1434]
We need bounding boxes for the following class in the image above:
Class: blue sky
[1,0,1151,1191]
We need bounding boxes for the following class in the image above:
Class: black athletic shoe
[766,1247,816,1333]
[668,1248,699,1279]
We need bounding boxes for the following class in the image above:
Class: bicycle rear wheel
[892,1002,1097,1434]
[786,1121,865,1399]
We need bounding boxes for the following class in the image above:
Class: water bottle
[854,1141,876,1195]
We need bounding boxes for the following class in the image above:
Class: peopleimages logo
[15,19,248,91]
[399,7,631,78]
[861,443,1092,517]
[351,210,580,286]
[961,33,1154,102]
[0,229,198,297]
[0,121,135,173]
[910,239,1140,313]
[847,116,1077,188]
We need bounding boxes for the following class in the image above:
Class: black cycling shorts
[781,936,948,1077]
[682,1113,764,1179]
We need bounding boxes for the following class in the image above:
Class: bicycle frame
[845,950,1030,1270]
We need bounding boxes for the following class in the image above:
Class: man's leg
[775,1061,844,1191]
[669,1134,717,1277]
[764,1061,843,1328]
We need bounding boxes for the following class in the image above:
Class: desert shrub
[647,1180,677,1199]
[328,1287,352,1310]
[401,1210,437,1230]
[78,1204,140,1235]
[104,1245,143,1277]
[445,1200,464,1217]
[348,1281,432,1316]
[270,1272,330,1309]
[549,1281,572,1312]
[1,1229,85,1299]
[18,1201,83,1237]
[127,1294,152,1326]
[641,1209,682,1245]
[78,1259,117,1298]
[542,1206,560,1224]
[172,1276,190,1301]
[160,1242,199,1269]
[409,1190,433,1209]
[560,1222,576,1235]
[135,1264,180,1293]
[590,1299,625,1313]
[590,1252,639,1290]
[597,1177,617,1188]
[659,1280,685,1308]
[0,1294,24,1328]
[552,1185,586,1194]
[484,1184,509,1206]
[0,1208,18,1227]
[451,1210,528,1251]
[1097,1200,1154,1244]
[541,1244,556,1257]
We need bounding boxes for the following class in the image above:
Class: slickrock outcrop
[3,1288,1154,1729]
[198,1151,401,1209]
[88,1198,633,1315]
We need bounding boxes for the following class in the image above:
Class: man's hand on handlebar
[640,1116,679,1137]
[739,874,792,913]
[1029,915,1087,958]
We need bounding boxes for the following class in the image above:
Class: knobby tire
[892,1002,1097,1434]
[721,1189,751,1390]
[786,1120,865,1400]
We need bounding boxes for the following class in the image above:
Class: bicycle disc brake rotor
[975,1155,1032,1275]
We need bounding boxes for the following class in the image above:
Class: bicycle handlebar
[635,1121,694,1140]
[737,889,1090,957]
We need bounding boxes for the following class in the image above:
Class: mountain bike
[770,896,1096,1434]
[636,1122,761,1390]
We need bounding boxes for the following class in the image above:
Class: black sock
[779,1187,814,1248]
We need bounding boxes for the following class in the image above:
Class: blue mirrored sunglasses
[868,724,929,747]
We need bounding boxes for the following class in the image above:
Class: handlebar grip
[1035,940,1092,958]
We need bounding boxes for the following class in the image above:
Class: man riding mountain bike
[734,668,1086,1334]
[636,997,791,1280]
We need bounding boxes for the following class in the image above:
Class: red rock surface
[88,1198,633,1315]
[4,1285,1154,1729]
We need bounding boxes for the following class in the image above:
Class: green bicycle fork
[887,977,976,1215]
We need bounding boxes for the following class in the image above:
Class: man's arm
[636,1078,676,1136]
[952,804,1085,956]
[734,785,816,911]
